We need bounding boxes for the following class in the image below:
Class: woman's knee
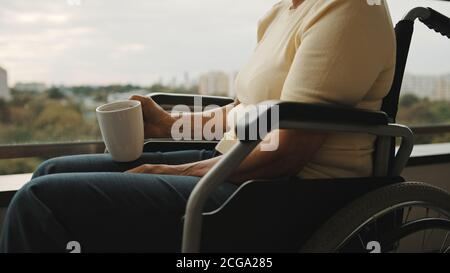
[32,157,62,179]
[6,179,47,219]
[32,154,100,179]
[2,176,73,252]
[7,175,73,226]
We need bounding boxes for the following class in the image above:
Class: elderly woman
[0,0,395,252]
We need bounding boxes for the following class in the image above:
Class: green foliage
[47,87,65,100]
[30,100,99,142]
[1,83,199,144]
[146,83,198,94]
[0,98,10,122]
[398,95,450,144]
[4,85,449,175]
[0,83,198,175]
[399,94,420,108]
[397,98,450,126]
[148,84,173,93]
[10,88,35,106]
[0,158,43,175]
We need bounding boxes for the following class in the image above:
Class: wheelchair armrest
[235,100,389,141]
[148,93,234,109]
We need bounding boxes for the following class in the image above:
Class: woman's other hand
[129,95,176,138]
[125,164,190,175]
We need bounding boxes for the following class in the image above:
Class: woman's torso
[216,0,396,179]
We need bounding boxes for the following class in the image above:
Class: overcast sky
[0,0,449,86]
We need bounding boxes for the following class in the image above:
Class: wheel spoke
[394,208,398,226]
[440,231,449,253]
[336,202,450,253]
[390,209,398,251]
[358,234,366,250]
[404,207,412,223]
[374,219,379,241]
[421,230,427,251]
[421,209,430,251]
[425,228,435,250]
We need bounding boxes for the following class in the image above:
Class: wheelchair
[141,7,450,253]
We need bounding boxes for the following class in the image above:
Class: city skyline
[7,70,450,101]
[0,0,449,86]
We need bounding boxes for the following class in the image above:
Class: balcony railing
[0,139,219,159]
[0,141,105,160]
[409,124,450,135]
[0,125,450,160]
[0,125,449,208]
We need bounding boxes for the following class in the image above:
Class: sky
[0,0,449,86]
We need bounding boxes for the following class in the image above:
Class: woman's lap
[0,150,237,252]
[32,149,215,178]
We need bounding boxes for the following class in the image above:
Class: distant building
[14,82,47,93]
[435,76,450,101]
[198,71,230,97]
[169,77,178,89]
[401,74,435,98]
[183,71,191,89]
[0,66,11,101]
[401,73,450,101]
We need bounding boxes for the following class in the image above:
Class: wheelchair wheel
[301,182,450,253]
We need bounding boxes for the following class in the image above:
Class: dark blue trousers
[0,150,237,253]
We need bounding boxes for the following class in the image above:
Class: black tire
[301,182,450,253]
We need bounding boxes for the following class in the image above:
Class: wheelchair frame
[142,6,450,253]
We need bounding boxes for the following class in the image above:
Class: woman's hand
[126,164,187,175]
[129,95,176,138]
[131,94,237,141]
[125,157,220,177]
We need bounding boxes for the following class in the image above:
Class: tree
[0,98,10,123]
[0,158,43,175]
[31,100,100,142]
[47,87,65,100]
[399,93,420,108]
[148,84,172,93]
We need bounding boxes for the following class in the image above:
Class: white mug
[96,100,144,162]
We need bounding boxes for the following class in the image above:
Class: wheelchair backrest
[382,7,450,122]
[377,7,450,174]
